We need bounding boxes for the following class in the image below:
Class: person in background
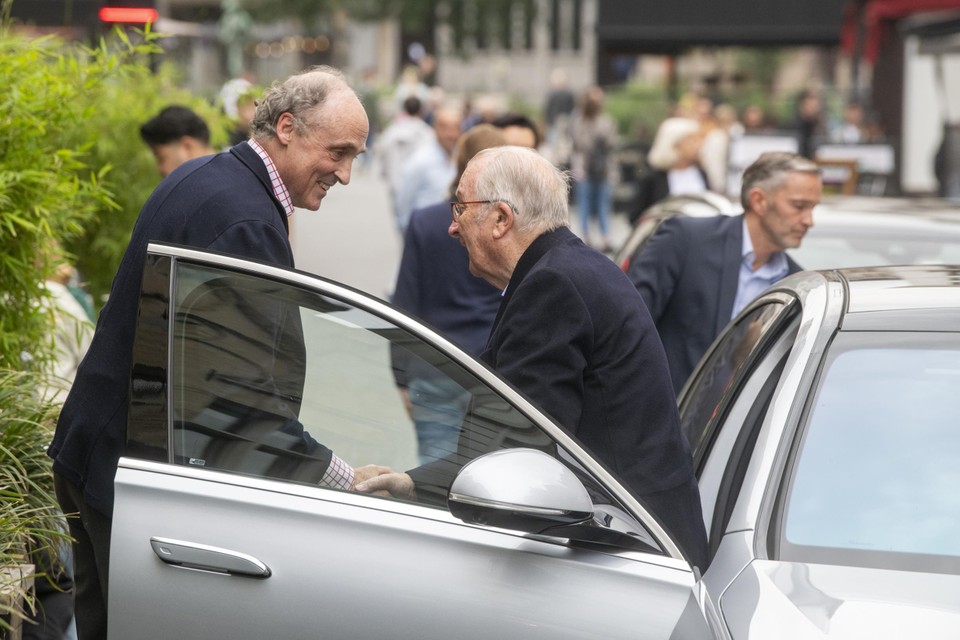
[50,66,374,640]
[543,68,576,151]
[391,125,508,463]
[794,88,825,159]
[378,95,434,226]
[628,152,822,395]
[227,88,260,146]
[491,112,541,149]
[570,86,618,252]
[633,117,708,223]
[139,105,216,178]
[360,146,708,571]
[393,106,462,235]
[699,103,743,195]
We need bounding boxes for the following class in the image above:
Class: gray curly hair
[251,65,353,140]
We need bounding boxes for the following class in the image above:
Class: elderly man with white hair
[359,146,708,570]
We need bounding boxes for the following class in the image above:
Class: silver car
[680,264,960,638]
[110,245,960,638]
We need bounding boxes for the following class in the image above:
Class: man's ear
[275,112,296,146]
[747,186,767,215]
[491,202,515,239]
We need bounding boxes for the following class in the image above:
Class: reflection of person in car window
[359,146,709,570]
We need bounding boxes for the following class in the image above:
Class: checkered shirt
[320,453,356,490]
[248,139,294,216]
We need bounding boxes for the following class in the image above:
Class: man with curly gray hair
[49,66,369,640]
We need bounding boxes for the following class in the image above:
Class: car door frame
[110,242,708,639]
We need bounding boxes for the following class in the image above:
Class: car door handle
[150,537,272,578]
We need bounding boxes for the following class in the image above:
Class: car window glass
[782,333,960,571]
[170,262,661,552]
[696,319,797,552]
[679,302,789,462]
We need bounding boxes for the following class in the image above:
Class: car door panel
[110,244,710,639]
[112,460,697,639]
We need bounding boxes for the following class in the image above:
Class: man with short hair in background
[628,151,822,394]
[139,105,216,177]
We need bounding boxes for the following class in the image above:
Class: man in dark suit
[628,152,822,395]
[360,146,708,570]
[48,66,372,640]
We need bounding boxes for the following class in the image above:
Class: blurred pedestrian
[394,106,462,235]
[491,112,541,149]
[794,88,825,159]
[628,151,822,394]
[543,68,576,152]
[570,86,618,251]
[633,117,708,223]
[699,103,743,194]
[391,124,507,463]
[360,146,708,571]
[378,95,433,222]
[139,105,216,178]
[49,66,371,640]
[227,87,260,146]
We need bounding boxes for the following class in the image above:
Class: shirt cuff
[320,453,355,490]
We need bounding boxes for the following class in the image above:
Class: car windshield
[781,331,960,574]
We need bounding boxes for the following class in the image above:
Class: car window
[695,317,798,558]
[168,261,662,552]
[679,300,796,466]
[780,332,960,574]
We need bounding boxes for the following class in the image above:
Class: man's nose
[336,162,352,185]
[448,221,460,238]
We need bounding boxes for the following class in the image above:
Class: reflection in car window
[170,262,659,550]
[783,334,960,567]
[679,302,789,461]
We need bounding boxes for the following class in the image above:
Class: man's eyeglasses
[450,200,493,223]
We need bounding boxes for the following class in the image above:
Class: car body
[679,264,960,638]
[614,194,960,273]
[109,245,960,638]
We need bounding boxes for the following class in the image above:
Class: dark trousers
[54,474,111,640]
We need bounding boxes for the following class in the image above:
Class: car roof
[837,265,960,332]
[811,196,960,236]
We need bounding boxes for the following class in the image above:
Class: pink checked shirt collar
[247,139,294,216]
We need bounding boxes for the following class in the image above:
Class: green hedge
[0,23,229,370]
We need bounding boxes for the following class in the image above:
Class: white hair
[470,146,570,234]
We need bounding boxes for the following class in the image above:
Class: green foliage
[0,370,70,632]
[0,28,116,370]
[59,54,231,305]
[0,22,231,368]
[604,81,673,145]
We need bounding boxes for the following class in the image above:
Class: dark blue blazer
[482,227,707,568]
[628,214,801,395]
[49,142,300,516]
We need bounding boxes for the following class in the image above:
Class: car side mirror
[448,448,593,534]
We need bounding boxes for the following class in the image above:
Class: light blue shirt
[732,219,789,319]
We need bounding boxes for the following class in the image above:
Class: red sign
[98,7,159,23]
